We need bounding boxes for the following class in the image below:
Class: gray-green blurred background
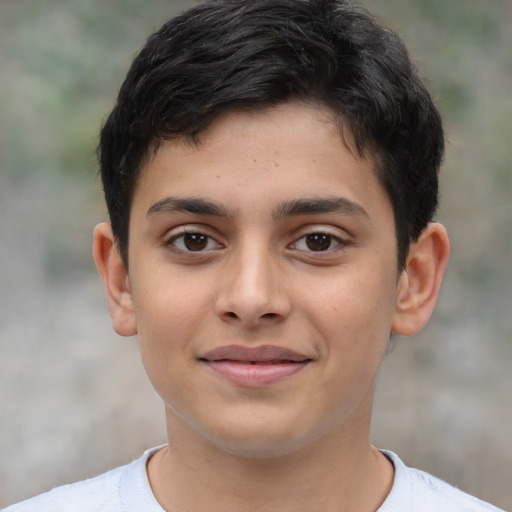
[0,0,510,509]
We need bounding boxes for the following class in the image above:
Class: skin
[94,102,450,511]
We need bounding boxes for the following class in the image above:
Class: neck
[147,409,394,512]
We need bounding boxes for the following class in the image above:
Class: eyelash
[165,229,346,254]
[165,230,223,253]
[290,231,345,253]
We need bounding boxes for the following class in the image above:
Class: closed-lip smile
[199,345,312,387]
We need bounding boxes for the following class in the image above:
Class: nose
[214,240,291,327]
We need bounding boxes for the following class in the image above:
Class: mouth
[199,345,312,387]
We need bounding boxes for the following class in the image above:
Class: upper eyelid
[291,224,351,240]
[162,224,350,244]
[167,228,219,241]
[165,224,220,239]
[296,230,344,240]
[290,232,345,248]
[165,231,224,254]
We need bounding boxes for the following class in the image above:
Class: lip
[199,345,312,387]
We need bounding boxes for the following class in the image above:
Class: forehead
[133,102,390,221]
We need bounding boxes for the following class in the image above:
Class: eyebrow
[147,197,232,219]
[272,197,368,219]
[146,196,368,220]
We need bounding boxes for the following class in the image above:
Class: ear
[392,223,450,336]
[93,222,137,337]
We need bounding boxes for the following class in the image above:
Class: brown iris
[305,233,332,251]
[183,233,209,251]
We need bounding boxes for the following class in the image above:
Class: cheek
[135,268,212,330]
[135,283,200,404]
[132,277,211,390]
[313,272,395,322]
[300,265,398,356]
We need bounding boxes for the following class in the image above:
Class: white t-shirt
[3,447,505,511]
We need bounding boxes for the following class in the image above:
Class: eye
[167,231,222,252]
[293,232,343,252]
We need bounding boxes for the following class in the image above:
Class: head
[93,0,450,459]
[98,0,444,271]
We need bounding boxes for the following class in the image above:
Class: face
[125,102,404,457]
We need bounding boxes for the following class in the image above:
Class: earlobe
[392,223,450,336]
[93,222,138,337]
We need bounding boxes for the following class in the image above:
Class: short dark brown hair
[99,0,444,269]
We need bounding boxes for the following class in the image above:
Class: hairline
[117,100,407,271]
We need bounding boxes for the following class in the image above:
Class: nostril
[226,311,238,318]
[262,313,278,319]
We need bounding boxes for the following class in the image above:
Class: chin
[214,435,307,460]
[202,418,322,460]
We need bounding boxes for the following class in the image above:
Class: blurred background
[0,0,510,508]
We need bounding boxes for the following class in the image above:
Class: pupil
[184,233,208,251]
[306,233,331,251]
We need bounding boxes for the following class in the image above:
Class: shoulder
[3,463,127,512]
[3,447,163,512]
[379,450,506,512]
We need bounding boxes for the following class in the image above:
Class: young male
[5,0,505,511]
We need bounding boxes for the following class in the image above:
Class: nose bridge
[216,234,289,324]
